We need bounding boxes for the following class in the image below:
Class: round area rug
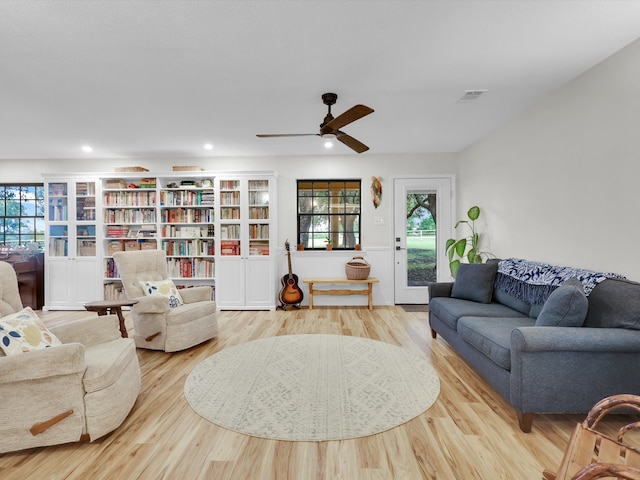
[184,334,440,441]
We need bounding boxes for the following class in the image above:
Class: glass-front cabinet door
[215,175,276,310]
[44,176,100,310]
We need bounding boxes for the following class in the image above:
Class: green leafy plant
[445,205,492,277]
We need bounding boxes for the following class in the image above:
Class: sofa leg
[430,328,437,339]
[517,411,533,433]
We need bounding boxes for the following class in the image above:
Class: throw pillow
[0,307,62,355]
[535,277,588,327]
[451,262,499,304]
[139,279,184,308]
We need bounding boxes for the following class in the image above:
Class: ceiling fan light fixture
[322,133,336,149]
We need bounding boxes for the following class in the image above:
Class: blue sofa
[428,258,640,432]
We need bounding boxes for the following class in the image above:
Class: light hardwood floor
[0,307,632,479]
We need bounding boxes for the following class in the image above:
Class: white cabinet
[43,176,100,309]
[215,175,276,310]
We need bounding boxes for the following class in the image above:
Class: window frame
[296,179,361,250]
[0,183,45,248]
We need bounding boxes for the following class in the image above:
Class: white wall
[458,37,640,280]
[1,153,457,305]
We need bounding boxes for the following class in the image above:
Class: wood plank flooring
[0,307,633,479]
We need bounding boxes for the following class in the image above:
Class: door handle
[396,246,405,250]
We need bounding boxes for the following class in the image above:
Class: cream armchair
[0,261,140,453]
[113,250,218,352]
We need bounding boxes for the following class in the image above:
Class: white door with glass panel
[393,177,453,304]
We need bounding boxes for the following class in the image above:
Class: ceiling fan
[256,93,374,153]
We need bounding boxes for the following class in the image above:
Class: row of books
[166,258,215,278]
[219,191,240,205]
[220,207,241,219]
[162,224,213,238]
[161,208,214,224]
[104,281,125,300]
[104,209,156,224]
[162,239,215,256]
[159,190,215,206]
[249,224,269,239]
[249,206,269,219]
[103,191,156,206]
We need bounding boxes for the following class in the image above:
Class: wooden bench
[302,278,379,310]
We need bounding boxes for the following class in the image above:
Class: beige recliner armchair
[0,261,140,453]
[113,250,218,352]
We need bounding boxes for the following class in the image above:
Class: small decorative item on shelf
[355,244,361,251]
[114,166,149,172]
[297,243,305,251]
[324,237,333,251]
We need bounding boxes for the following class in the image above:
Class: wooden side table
[83,299,138,338]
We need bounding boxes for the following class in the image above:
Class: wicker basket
[345,256,370,280]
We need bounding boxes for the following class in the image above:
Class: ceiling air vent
[456,89,488,103]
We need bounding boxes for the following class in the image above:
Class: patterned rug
[184,334,440,441]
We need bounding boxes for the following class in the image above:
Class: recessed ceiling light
[81,145,93,153]
[203,143,213,150]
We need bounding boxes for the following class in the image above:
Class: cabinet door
[245,257,274,307]
[45,258,73,308]
[215,257,245,307]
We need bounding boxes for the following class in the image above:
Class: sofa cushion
[535,278,588,327]
[458,316,536,370]
[584,277,640,329]
[429,297,528,331]
[451,263,498,304]
[493,288,531,316]
[0,307,62,355]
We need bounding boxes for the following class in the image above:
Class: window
[0,184,45,248]
[297,179,361,250]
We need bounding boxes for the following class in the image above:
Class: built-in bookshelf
[102,176,158,299]
[44,171,277,309]
[159,176,216,285]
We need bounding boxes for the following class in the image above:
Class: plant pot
[297,244,305,251]
[326,245,333,251]
[355,244,361,251]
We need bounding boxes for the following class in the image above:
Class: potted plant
[445,205,492,277]
[324,237,333,251]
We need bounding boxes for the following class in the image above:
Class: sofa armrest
[50,315,120,347]
[510,327,640,414]
[512,327,640,354]
[428,282,454,301]
[0,343,85,385]
[132,294,170,314]
[180,285,213,304]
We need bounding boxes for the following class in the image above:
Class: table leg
[308,282,314,310]
[108,307,128,338]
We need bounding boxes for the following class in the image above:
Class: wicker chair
[113,250,218,352]
[543,394,640,480]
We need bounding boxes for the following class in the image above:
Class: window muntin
[0,184,45,248]
[297,179,361,250]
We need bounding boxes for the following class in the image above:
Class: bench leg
[368,282,373,310]
[308,282,314,310]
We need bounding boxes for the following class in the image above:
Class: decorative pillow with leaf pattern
[139,279,184,308]
[0,307,62,355]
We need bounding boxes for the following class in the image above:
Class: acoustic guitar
[278,240,303,308]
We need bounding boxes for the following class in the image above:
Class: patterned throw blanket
[495,258,626,305]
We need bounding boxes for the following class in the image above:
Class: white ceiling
[2,0,640,160]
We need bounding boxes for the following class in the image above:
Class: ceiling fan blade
[320,104,374,134]
[336,131,369,153]
[257,133,319,138]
